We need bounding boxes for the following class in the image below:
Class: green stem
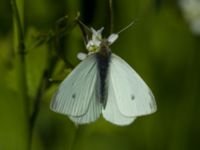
[69,126,82,150]
[11,0,30,149]
[11,0,24,40]
[29,72,48,141]
[109,0,114,33]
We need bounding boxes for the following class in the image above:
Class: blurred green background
[0,0,200,150]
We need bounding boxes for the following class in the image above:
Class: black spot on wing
[72,93,76,99]
[131,95,135,101]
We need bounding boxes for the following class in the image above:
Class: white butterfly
[50,27,157,126]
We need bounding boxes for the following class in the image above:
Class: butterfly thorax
[99,39,111,55]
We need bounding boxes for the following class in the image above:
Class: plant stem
[69,126,82,150]
[109,0,114,33]
[11,0,30,149]
[29,71,48,140]
[12,0,28,129]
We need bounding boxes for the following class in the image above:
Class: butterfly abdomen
[96,43,111,108]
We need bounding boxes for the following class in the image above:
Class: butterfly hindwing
[69,89,102,124]
[102,75,136,125]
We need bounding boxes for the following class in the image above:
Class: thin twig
[109,0,114,33]
[29,71,49,137]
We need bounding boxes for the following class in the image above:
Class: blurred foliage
[0,0,200,150]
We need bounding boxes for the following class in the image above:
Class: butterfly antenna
[117,20,137,34]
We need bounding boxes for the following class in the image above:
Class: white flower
[86,27,104,52]
[179,0,200,34]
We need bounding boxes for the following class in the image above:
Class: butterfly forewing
[109,54,157,117]
[50,54,99,117]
